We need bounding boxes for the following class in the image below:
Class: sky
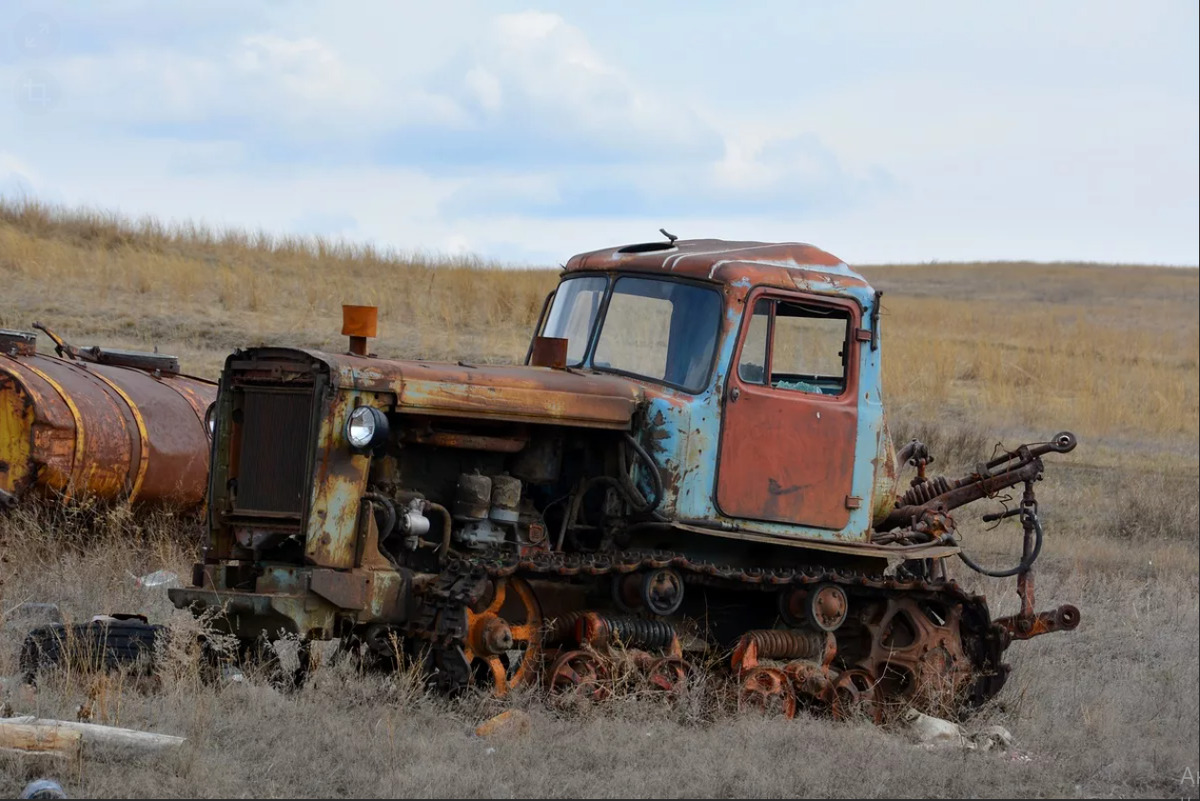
[1,1,1197,266]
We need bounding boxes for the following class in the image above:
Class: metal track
[409,547,1008,705]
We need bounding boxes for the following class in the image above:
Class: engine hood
[280,349,645,429]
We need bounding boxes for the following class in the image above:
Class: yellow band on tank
[20,361,86,500]
[89,369,151,503]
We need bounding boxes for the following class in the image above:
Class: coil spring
[742,629,826,660]
[605,617,676,649]
[898,475,952,507]
[545,612,677,650]
[544,611,588,645]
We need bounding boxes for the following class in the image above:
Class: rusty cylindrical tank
[0,328,217,510]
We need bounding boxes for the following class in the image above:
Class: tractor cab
[529,239,890,540]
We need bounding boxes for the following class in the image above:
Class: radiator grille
[235,389,314,514]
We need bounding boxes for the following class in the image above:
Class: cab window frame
[732,289,860,401]
[587,272,726,395]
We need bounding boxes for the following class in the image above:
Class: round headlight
[204,402,217,439]
[345,406,389,450]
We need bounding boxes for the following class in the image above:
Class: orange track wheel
[832,667,883,723]
[645,656,693,696]
[737,666,797,718]
[547,650,610,701]
[463,576,543,696]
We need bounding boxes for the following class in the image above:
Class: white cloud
[0,151,41,199]
[0,32,464,135]
[465,67,503,111]
[455,11,721,160]
[0,1,1195,265]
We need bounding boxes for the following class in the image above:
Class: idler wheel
[806,583,849,632]
[645,656,693,696]
[641,568,684,616]
[832,668,883,723]
[783,660,836,707]
[611,573,643,614]
[737,667,797,719]
[547,650,610,702]
[778,587,808,628]
[463,576,542,697]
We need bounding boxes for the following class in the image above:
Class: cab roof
[563,239,873,296]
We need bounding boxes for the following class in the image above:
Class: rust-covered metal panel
[0,330,216,509]
[287,349,643,430]
[717,385,858,529]
[715,292,862,530]
[564,239,871,297]
[305,389,373,568]
[397,362,641,429]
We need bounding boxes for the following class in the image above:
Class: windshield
[542,275,722,392]
[542,276,607,365]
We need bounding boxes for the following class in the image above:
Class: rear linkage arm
[879,432,1082,646]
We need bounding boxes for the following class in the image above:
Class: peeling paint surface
[628,268,884,544]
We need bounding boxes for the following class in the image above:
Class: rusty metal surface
[403,428,528,453]
[165,238,1080,722]
[272,348,644,430]
[529,336,568,369]
[715,293,862,529]
[563,239,869,298]
[995,603,1081,641]
[608,250,886,546]
[341,305,378,338]
[1,344,215,508]
[305,389,372,569]
[853,596,974,716]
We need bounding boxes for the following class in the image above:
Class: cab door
[715,291,861,530]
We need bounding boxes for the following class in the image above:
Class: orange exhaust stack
[529,336,569,369]
[342,305,378,357]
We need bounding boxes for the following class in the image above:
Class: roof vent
[616,241,677,254]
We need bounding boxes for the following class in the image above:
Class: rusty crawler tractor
[168,239,1080,719]
[1,324,216,511]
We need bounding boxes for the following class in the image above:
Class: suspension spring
[899,475,953,507]
[544,611,589,645]
[577,613,677,650]
[739,629,827,661]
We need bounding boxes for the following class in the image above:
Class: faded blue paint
[635,261,886,543]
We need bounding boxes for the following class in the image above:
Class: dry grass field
[1,198,1198,798]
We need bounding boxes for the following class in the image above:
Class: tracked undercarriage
[397,548,1010,719]
[140,238,1082,722]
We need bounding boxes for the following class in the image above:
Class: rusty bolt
[482,617,514,655]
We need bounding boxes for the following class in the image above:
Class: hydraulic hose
[620,432,663,515]
[957,512,1044,578]
[423,501,453,563]
[362,493,397,541]
[556,434,666,551]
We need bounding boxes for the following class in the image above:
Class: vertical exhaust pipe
[342,305,378,357]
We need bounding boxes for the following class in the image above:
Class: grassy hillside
[3,198,1195,445]
[1,198,1197,798]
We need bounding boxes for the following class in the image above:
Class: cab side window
[737,299,771,384]
[736,298,851,395]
